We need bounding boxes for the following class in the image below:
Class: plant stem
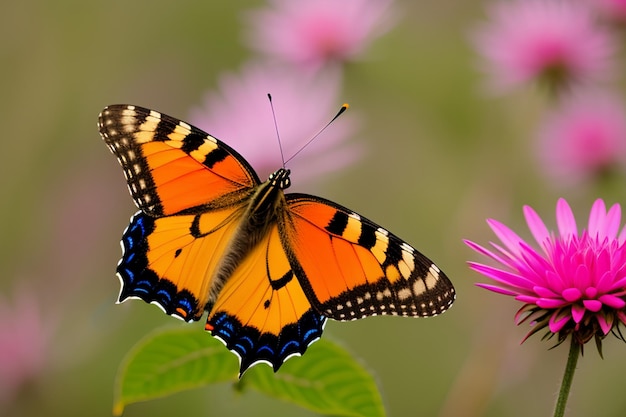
[553,338,580,417]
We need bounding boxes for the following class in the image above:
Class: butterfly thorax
[207,168,291,302]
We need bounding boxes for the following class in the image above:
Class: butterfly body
[100,104,455,375]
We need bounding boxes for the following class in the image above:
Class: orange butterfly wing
[117,207,244,321]
[281,194,456,320]
[99,104,260,216]
[206,223,325,374]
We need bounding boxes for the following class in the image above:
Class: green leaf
[114,327,385,417]
[241,338,385,417]
[113,327,238,415]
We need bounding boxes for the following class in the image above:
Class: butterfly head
[268,168,291,190]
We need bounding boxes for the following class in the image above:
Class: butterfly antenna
[268,94,287,167]
[284,103,349,166]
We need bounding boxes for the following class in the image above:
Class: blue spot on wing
[208,309,326,375]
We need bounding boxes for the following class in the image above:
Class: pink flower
[244,0,394,69]
[586,0,626,23]
[466,199,626,348]
[472,0,615,92]
[537,91,626,185]
[0,289,52,407]
[189,62,361,188]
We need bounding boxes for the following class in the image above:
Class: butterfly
[99,104,456,376]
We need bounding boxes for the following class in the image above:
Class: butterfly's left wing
[206,223,325,376]
[281,194,456,320]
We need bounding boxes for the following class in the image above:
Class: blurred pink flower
[0,289,52,407]
[537,91,626,185]
[473,0,615,92]
[466,198,626,348]
[586,0,626,23]
[189,62,361,187]
[244,0,394,69]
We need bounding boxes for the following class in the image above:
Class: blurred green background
[3,1,626,416]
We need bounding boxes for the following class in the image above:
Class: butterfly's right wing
[99,104,261,216]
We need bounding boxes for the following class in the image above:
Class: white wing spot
[429,264,441,277]
[401,242,415,253]
[348,212,361,221]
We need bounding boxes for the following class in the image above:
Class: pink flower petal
[598,294,626,309]
[487,218,529,257]
[562,287,582,301]
[571,303,586,323]
[582,299,603,312]
[476,283,519,296]
[516,294,541,304]
[533,285,560,298]
[608,275,626,290]
[524,204,551,251]
[573,263,591,290]
[545,270,566,293]
[584,287,598,298]
[464,239,514,268]
[549,312,571,333]
[556,198,578,238]
[468,262,535,289]
[597,314,612,335]
[604,202,622,239]
[517,243,554,285]
[588,199,607,238]
[537,298,569,309]
[593,250,612,288]
[488,241,521,270]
